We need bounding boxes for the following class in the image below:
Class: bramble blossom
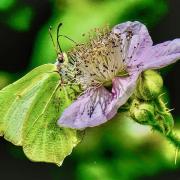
[57,21,180,129]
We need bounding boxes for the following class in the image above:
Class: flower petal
[113,21,153,65]
[112,72,139,109]
[58,73,139,129]
[140,39,180,70]
[58,87,116,129]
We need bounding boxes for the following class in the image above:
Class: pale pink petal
[58,72,139,129]
[113,21,153,66]
[111,72,140,109]
[140,39,180,70]
[58,87,116,129]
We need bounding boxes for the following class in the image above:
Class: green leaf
[0,64,82,165]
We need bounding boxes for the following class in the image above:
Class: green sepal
[129,99,155,125]
[129,96,174,135]
[154,97,174,135]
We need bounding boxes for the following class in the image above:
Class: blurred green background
[0,0,180,179]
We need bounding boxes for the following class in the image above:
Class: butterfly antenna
[58,34,77,44]
[57,22,63,53]
[49,26,58,54]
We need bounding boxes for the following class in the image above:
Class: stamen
[59,26,130,90]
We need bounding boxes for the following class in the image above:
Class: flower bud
[154,97,174,134]
[135,70,163,101]
[130,99,155,125]
[155,112,174,135]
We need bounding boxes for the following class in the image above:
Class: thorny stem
[153,125,180,150]
[152,124,180,164]
[166,132,180,148]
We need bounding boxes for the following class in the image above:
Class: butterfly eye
[57,53,64,63]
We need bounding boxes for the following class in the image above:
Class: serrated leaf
[0,64,82,165]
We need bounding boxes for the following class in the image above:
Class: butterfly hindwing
[0,64,82,165]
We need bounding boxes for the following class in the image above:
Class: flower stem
[153,125,180,148]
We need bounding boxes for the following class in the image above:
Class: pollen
[60,26,133,90]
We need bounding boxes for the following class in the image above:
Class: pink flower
[58,21,180,129]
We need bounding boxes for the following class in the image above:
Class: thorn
[165,102,168,106]
[167,108,175,113]
[175,147,179,165]
[159,92,166,98]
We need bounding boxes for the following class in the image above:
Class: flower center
[60,26,132,90]
[103,80,112,87]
